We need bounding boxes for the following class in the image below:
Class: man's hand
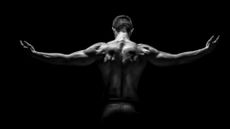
[205,35,220,50]
[20,40,35,52]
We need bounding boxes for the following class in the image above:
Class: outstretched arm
[20,40,105,66]
[139,35,220,66]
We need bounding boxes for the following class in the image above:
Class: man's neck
[115,32,129,41]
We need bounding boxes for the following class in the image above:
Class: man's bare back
[97,32,147,102]
[20,15,219,122]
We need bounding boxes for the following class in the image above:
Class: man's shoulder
[137,43,158,51]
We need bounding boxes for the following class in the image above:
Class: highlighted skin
[20,15,220,123]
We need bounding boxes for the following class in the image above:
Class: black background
[5,1,228,128]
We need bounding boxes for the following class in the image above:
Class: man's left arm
[20,40,105,66]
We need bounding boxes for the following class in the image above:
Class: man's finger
[21,41,30,49]
[24,41,31,46]
[20,40,27,47]
[213,35,220,44]
[207,35,215,43]
[19,40,23,46]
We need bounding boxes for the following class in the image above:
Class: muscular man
[20,15,219,121]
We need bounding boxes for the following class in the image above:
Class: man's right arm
[138,35,219,67]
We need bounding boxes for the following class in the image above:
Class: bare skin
[20,15,219,121]
[20,32,219,101]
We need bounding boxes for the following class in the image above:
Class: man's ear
[112,27,116,33]
[112,27,118,35]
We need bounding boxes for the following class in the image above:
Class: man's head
[112,15,134,37]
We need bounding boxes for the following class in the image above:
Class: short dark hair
[112,15,133,33]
